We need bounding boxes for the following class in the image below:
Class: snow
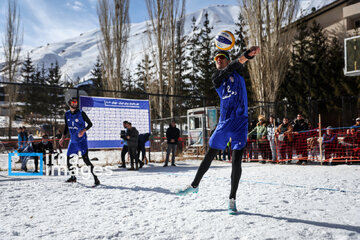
[1,153,360,239]
[298,0,337,18]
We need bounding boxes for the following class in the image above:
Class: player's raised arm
[238,46,260,64]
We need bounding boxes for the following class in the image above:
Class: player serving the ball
[177,30,260,215]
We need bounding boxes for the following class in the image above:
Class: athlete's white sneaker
[228,198,237,215]
[176,185,199,196]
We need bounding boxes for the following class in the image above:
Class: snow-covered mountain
[2,1,336,84]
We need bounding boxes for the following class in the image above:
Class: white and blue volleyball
[214,30,235,51]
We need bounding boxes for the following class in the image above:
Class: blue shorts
[209,117,248,151]
[67,140,88,156]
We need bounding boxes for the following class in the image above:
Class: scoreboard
[344,35,360,76]
[80,96,151,149]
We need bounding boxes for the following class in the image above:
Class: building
[298,0,360,39]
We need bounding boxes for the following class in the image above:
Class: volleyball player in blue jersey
[178,46,260,214]
[60,97,100,186]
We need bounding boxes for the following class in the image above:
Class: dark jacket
[126,127,139,148]
[138,133,150,147]
[166,125,180,144]
[276,123,294,142]
[293,119,308,132]
[35,141,54,154]
[323,133,338,146]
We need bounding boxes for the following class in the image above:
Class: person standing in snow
[59,97,100,186]
[177,46,260,214]
[126,122,142,170]
[164,120,180,167]
[119,121,130,168]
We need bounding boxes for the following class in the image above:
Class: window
[189,116,202,130]
[355,19,360,29]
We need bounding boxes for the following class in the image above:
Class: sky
[0,0,238,49]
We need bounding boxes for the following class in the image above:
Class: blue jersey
[216,71,248,121]
[65,110,87,144]
[209,60,248,151]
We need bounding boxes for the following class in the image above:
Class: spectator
[293,114,309,165]
[34,134,54,173]
[137,133,150,165]
[119,121,129,168]
[22,127,28,143]
[352,119,360,158]
[126,122,141,170]
[347,117,360,135]
[164,120,180,167]
[247,115,269,163]
[276,117,294,163]
[20,130,35,172]
[17,127,24,151]
[267,115,277,163]
[322,126,338,162]
[55,129,63,153]
[248,119,258,160]
[342,118,360,160]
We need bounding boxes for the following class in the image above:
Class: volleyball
[214,30,235,51]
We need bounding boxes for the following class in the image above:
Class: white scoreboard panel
[80,96,151,149]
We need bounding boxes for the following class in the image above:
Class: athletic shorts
[67,140,88,156]
[209,117,248,151]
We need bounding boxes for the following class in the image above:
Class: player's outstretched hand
[248,46,260,57]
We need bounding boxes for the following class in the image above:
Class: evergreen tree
[122,68,135,98]
[307,21,329,102]
[21,53,35,83]
[91,56,103,89]
[232,12,253,102]
[134,54,154,93]
[184,16,202,107]
[23,64,48,122]
[47,61,64,122]
[174,19,192,115]
[194,12,217,106]
[20,54,36,120]
[232,12,247,59]
[37,63,50,118]
[278,20,312,117]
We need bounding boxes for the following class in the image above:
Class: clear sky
[0,0,238,48]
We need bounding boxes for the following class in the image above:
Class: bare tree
[97,0,130,97]
[166,0,186,119]
[113,0,130,95]
[240,0,298,114]
[2,0,23,139]
[145,0,170,138]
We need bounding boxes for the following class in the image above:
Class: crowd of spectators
[244,115,360,164]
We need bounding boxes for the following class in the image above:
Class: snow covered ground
[1,158,360,240]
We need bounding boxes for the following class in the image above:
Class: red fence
[244,127,360,164]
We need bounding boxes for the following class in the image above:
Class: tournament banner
[80,96,151,149]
